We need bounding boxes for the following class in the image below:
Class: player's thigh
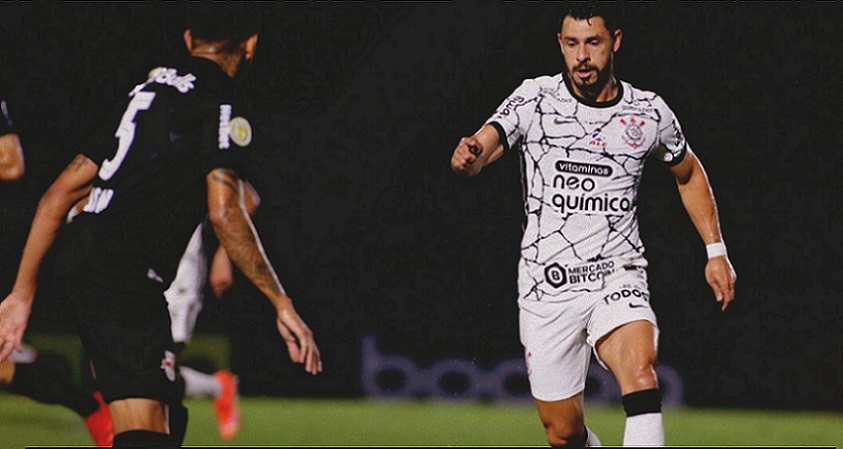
[520,299,592,402]
[166,225,207,295]
[67,277,181,406]
[166,293,203,344]
[596,319,658,392]
[587,269,658,368]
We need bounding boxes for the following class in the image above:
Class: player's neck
[573,76,619,104]
[190,48,242,78]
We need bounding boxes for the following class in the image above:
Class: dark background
[1,3,840,411]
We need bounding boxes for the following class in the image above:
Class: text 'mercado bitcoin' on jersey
[63,57,255,287]
[485,73,688,302]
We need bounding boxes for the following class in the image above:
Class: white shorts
[519,267,659,402]
[165,224,207,344]
[9,344,37,364]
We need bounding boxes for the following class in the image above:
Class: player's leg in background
[1,346,113,447]
[179,364,240,440]
[171,296,241,442]
[167,223,240,441]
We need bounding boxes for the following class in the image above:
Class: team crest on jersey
[620,117,646,149]
[229,117,252,147]
[160,350,176,382]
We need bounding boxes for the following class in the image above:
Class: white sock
[623,412,664,446]
[585,426,602,447]
[180,366,223,399]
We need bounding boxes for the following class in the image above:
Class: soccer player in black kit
[0,5,322,447]
[1,88,114,447]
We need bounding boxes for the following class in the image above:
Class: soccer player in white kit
[451,3,736,447]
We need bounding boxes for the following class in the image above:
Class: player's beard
[570,63,612,98]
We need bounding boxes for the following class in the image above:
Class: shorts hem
[532,388,584,403]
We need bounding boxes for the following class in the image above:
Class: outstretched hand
[0,293,32,362]
[705,256,736,311]
[275,302,322,375]
[450,136,484,176]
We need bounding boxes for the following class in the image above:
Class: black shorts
[59,272,181,405]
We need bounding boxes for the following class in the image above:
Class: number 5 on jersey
[99,91,156,180]
[85,91,156,215]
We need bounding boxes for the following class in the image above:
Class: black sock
[113,430,177,447]
[168,401,189,447]
[621,387,662,416]
[7,357,99,417]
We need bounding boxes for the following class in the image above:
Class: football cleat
[85,391,114,448]
[213,370,241,441]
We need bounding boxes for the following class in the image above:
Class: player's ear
[183,29,194,52]
[612,29,623,53]
[243,34,258,60]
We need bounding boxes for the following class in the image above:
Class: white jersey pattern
[485,73,688,302]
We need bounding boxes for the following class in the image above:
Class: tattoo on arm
[224,224,284,298]
[210,169,240,192]
[210,169,287,302]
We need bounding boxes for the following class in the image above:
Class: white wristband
[706,242,727,259]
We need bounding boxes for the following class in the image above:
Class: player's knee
[607,344,657,392]
[623,357,658,391]
[545,427,588,448]
[542,417,585,448]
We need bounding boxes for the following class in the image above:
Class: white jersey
[485,73,688,302]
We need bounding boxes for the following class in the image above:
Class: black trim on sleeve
[666,144,689,167]
[489,121,509,153]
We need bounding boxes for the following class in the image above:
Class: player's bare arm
[0,132,24,181]
[450,124,504,177]
[206,168,322,375]
[0,154,97,361]
[209,180,261,299]
[670,149,736,310]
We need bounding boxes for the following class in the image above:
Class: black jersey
[58,57,255,287]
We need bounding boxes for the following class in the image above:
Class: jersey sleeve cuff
[666,144,688,167]
[489,121,509,153]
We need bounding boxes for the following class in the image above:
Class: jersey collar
[562,72,624,108]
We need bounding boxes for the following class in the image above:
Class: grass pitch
[0,394,840,447]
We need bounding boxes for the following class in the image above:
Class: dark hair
[186,2,262,44]
[560,1,620,34]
